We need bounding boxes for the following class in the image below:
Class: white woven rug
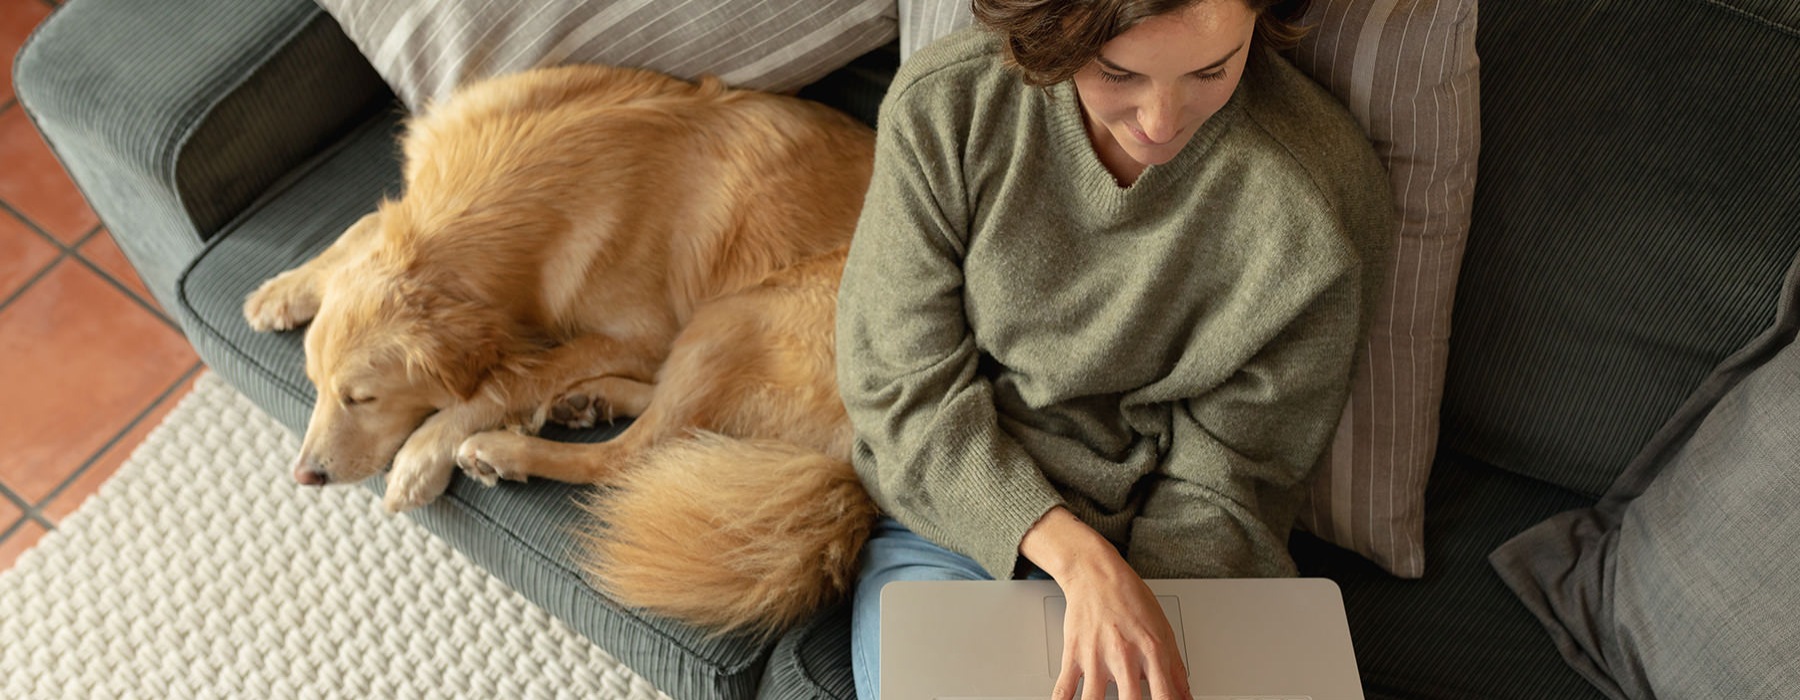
[0,373,669,700]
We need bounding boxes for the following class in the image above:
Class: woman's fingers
[1053,654,1080,700]
[1144,645,1190,700]
[1080,666,1111,700]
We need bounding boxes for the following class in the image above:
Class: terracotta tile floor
[0,0,205,572]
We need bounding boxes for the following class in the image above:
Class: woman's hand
[1020,507,1193,700]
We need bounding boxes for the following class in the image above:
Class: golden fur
[243,64,878,636]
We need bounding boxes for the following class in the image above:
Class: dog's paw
[243,271,319,332]
[547,391,612,429]
[383,430,458,513]
[381,460,452,512]
[455,431,529,487]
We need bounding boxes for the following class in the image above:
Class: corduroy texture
[1287,0,1480,579]
[759,602,858,699]
[314,0,900,113]
[1438,0,1800,496]
[12,0,389,317]
[0,373,670,700]
[1491,252,1800,699]
[1289,452,1605,700]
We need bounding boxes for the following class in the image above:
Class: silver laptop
[880,578,1362,700]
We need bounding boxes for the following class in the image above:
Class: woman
[834,0,1394,697]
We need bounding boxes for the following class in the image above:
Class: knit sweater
[836,28,1395,581]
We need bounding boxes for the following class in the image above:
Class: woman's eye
[1099,70,1136,84]
[1195,68,1228,82]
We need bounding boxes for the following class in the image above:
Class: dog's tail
[575,432,877,639]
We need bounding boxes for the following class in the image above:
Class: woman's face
[1072,0,1258,170]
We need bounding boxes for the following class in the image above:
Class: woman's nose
[1138,92,1181,144]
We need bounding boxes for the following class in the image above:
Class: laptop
[880,578,1362,700]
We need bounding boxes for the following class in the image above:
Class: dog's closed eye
[341,393,377,407]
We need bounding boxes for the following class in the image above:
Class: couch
[16,0,1800,697]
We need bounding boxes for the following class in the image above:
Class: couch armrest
[13,0,391,316]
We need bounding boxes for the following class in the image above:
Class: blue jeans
[852,517,1050,700]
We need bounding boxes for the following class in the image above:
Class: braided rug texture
[0,372,669,700]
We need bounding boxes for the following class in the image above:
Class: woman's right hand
[1020,507,1193,700]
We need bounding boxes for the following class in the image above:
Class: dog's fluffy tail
[576,432,877,639]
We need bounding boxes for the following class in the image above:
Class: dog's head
[292,223,521,487]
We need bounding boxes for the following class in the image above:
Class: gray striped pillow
[899,0,1480,578]
[1290,0,1479,579]
[315,0,900,112]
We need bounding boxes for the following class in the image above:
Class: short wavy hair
[973,0,1312,86]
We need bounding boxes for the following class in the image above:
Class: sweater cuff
[928,428,1066,580]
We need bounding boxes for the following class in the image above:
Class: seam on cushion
[429,486,765,678]
[166,5,329,239]
[1699,0,1800,37]
[789,614,843,698]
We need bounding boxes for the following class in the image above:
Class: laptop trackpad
[1043,596,1189,677]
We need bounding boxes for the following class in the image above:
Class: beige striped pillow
[315,0,900,112]
[1290,0,1480,579]
[899,0,1480,578]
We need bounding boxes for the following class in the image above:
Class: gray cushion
[1490,251,1800,699]
[1438,0,1800,496]
[1289,451,1604,700]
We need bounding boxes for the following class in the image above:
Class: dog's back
[379,64,875,348]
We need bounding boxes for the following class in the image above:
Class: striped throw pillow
[898,0,1480,578]
[316,0,900,112]
[1290,0,1479,579]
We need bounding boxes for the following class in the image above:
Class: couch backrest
[1438,0,1800,496]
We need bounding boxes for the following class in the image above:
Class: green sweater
[836,29,1394,581]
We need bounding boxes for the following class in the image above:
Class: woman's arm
[1129,228,1368,580]
[1022,506,1194,700]
[836,91,1064,581]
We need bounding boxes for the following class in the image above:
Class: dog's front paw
[455,431,530,487]
[383,429,458,513]
[244,270,320,332]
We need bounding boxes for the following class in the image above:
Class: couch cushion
[1290,450,1604,699]
[177,113,776,700]
[1438,0,1800,496]
[1491,251,1800,699]
[758,602,855,699]
[314,0,898,113]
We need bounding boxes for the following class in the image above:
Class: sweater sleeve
[1126,223,1368,580]
[835,96,1064,581]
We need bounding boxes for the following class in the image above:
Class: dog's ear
[412,303,509,402]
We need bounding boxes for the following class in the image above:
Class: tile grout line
[0,515,25,550]
[68,253,184,332]
[0,253,65,313]
[0,202,182,332]
[32,361,206,521]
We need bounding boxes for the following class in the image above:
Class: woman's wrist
[1019,506,1130,585]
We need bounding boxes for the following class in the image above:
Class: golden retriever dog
[242,64,877,636]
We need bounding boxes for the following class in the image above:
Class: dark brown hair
[973,0,1312,86]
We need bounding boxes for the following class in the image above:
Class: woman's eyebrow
[1096,42,1245,75]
